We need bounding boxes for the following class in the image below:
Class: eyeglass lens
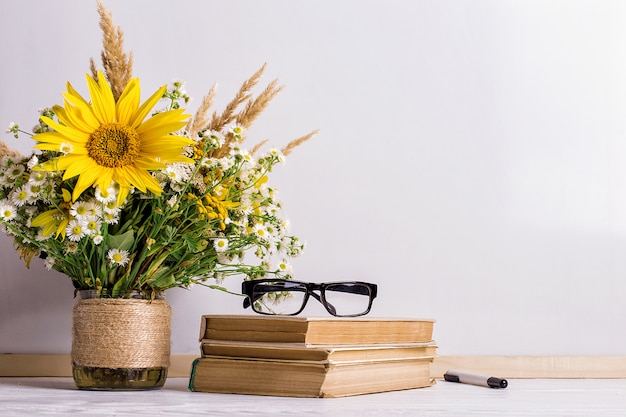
[323,283,373,316]
[250,281,373,317]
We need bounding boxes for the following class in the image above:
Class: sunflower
[34,71,192,204]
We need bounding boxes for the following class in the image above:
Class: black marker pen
[443,370,508,388]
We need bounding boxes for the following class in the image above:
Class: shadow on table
[0,377,195,392]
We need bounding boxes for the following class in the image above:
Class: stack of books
[188,315,437,398]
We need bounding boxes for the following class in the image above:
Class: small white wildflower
[66,219,87,242]
[228,123,246,139]
[24,181,43,199]
[103,200,120,214]
[92,234,104,245]
[253,224,269,241]
[165,163,192,183]
[107,248,130,266]
[6,164,24,179]
[59,142,73,154]
[213,238,229,253]
[35,229,51,242]
[103,211,120,225]
[70,201,91,219]
[85,219,102,236]
[95,184,117,203]
[0,200,17,220]
[205,130,225,148]
[44,257,56,270]
[267,148,286,163]
[27,155,39,170]
[167,195,178,208]
[277,260,293,275]
[10,187,31,207]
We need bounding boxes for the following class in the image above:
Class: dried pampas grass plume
[282,130,319,156]
[0,140,21,158]
[90,0,134,100]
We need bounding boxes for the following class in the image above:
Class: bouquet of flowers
[0,3,315,298]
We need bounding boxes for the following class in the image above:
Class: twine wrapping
[72,298,172,369]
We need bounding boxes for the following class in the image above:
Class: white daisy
[70,201,91,219]
[85,219,102,236]
[228,123,246,139]
[27,155,39,170]
[204,130,225,148]
[103,211,120,225]
[253,224,269,241]
[94,184,117,204]
[28,171,47,186]
[24,181,43,199]
[213,238,229,253]
[103,200,120,214]
[0,200,17,221]
[107,248,130,266]
[10,187,31,207]
[66,219,87,242]
[267,148,286,163]
[59,142,74,154]
[6,163,24,180]
[277,260,293,275]
[92,234,104,245]
[165,163,192,183]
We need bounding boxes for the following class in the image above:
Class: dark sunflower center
[87,123,140,167]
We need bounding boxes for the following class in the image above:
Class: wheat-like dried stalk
[282,129,319,156]
[0,140,22,158]
[187,83,217,137]
[208,63,267,132]
[236,79,283,129]
[249,139,269,156]
[93,0,133,100]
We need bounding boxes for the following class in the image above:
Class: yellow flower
[34,71,193,204]
[31,189,72,239]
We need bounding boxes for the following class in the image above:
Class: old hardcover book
[200,340,438,362]
[188,356,435,398]
[199,315,435,345]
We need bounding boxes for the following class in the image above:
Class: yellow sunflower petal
[135,108,190,137]
[94,169,114,192]
[128,84,168,129]
[31,131,66,144]
[86,71,116,124]
[62,93,101,130]
[54,103,94,135]
[65,81,90,107]
[116,186,131,206]
[37,116,89,141]
[37,72,191,201]
[71,165,104,201]
[116,78,140,125]
[132,156,167,170]
[117,165,163,195]
[34,143,62,152]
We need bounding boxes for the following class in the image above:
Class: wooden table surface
[1,377,625,416]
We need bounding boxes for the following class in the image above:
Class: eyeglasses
[242,279,378,317]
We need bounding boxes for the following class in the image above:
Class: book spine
[188,358,201,391]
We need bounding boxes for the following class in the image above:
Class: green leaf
[108,230,135,251]
[146,267,175,289]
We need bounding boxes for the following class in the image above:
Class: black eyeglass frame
[242,279,378,317]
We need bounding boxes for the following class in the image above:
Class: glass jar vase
[71,290,171,390]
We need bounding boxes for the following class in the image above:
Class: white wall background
[1,0,626,357]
